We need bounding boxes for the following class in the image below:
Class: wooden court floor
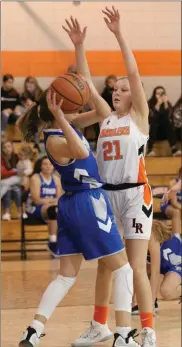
[1,258,181,347]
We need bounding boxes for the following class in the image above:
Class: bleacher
[1,125,181,259]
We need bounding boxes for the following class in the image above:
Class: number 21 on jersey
[103,140,123,161]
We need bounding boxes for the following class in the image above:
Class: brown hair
[19,145,34,160]
[1,140,18,169]
[19,89,54,142]
[23,76,43,102]
[105,75,117,86]
[152,220,172,244]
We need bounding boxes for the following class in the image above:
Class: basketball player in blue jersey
[17,89,141,346]
[148,221,181,304]
[25,156,62,253]
[133,220,181,315]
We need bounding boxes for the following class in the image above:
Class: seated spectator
[172,95,182,143]
[101,74,117,110]
[16,145,34,189]
[161,167,182,234]
[25,156,62,255]
[20,95,34,110]
[1,74,22,131]
[21,76,43,103]
[132,220,181,314]
[1,140,21,220]
[147,86,181,156]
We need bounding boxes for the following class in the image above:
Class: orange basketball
[50,73,90,114]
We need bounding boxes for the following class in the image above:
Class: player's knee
[113,263,133,311]
[160,285,173,301]
[130,262,147,278]
[47,205,58,220]
[56,274,76,289]
[97,260,112,277]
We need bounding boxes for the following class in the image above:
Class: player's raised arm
[62,17,111,122]
[46,90,89,162]
[102,6,149,119]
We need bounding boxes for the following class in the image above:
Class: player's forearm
[33,197,53,205]
[90,87,111,119]
[75,44,92,81]
[75,44,110,118]
[150,272,160,305]
[57,116,89,158]
[114,31,138,76]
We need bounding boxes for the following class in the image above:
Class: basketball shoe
[19,326,44,346]
[112,329,141,347]
[141,327,157,347]
[72,321,141,347]
[71,320,112,346]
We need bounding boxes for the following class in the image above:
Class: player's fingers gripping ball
[50,73,90,113]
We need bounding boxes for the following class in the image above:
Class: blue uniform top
[26,173,57,213]
[43,127,103,193]
[147,234,182,275]
[160,233,182,275]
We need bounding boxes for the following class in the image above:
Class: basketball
[50,73,90,114]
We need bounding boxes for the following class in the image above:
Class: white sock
[116,326,132,338]
[36,275,76,319]
[113,263,133,312]
[49,234,57,242]
[31,320,45,336]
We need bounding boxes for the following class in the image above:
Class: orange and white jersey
[96,113,149,185]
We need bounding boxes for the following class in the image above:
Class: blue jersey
[26,173,57,214]
[160,234,182,276]
[147,234,182,276]
[44,127,103,193]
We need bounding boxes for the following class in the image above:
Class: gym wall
[2,1,181,103]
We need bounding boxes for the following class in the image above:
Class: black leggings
[148,111,177,152]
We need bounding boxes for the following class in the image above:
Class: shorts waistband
[103,182,145,191]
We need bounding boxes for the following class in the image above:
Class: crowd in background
[1,71,182,222]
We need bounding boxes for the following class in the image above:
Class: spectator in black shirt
[101,74,117,110]
[147,86,181,157]
[1,74,20,111]
[1,74,22,131]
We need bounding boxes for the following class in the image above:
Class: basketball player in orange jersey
[63,6,156,347]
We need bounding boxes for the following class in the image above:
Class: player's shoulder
[30,173,40,183]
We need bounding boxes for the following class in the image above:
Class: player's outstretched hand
[102,6,120,34]
[62,16,87,47]
[47,90,64,121]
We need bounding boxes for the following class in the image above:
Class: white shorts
[106,183,153,240]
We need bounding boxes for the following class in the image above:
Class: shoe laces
[141,329,154,346]
[79,323,99,339]
[126,329,141,346]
